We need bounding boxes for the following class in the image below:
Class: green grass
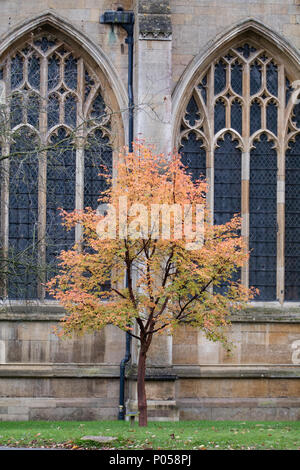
[0,420,299,450]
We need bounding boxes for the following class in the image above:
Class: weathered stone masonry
[0,0,299,421]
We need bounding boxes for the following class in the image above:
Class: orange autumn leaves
[47,141,257,345]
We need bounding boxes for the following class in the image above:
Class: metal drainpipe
[100,8,134,420]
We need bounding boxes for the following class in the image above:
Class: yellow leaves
[46,140,255,346]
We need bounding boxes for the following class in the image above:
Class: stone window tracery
[179,41,300,302]
[0,29,114,300]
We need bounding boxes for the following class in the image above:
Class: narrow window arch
[0,26,121,300]
[177,36,300,303]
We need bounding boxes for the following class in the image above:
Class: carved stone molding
[138,0,172,41]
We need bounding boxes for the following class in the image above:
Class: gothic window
[0,28,114,300]
[179,40,300,302]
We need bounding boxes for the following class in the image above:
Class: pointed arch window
[179,40,300,302]
[0,28,117,300]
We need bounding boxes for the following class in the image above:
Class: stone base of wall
[0,397,118,421]
[0,366,299,421]
[126,399,179,422]
[178,397,300,421]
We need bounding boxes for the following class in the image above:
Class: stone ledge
[177,397,300,408]
[127,365,177,381]
[173,364,300,379]
[0,363,120,378]
[1,303,300,322]
[0,363,299,379]
[126,399,179,421]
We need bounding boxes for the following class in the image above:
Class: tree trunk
[137,342,148,426]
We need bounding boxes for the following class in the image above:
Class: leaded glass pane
[266,61,278,97]
[48,55,60,91]
[231,99,242,134]
[28,54,40,90]
[179,132,206,183]
[34,36,56,53]
[84,129,112,209]
[266,101,278,135]
[7,128,39,299]
[46,128,76,284]
[249,134,277,300]
[214,133,241,293]
[197,75,207,105]
[90,92,106,121]
[64,55,77,90]
[291,103,300,129]
[47,93,60,129]
[11,53,23,90]
[214,99,226,133]
[27,93,40,128]
[236,43,256,59]
[185,96,200,127]
[214,132,241,225]
[84,68,95,101]
[10,92,23,128]
[250,100,261,135]
[231,61,243,96]
[64,94,77,128]
[214,60,226,95]
[250,61,262,96]
[286,77,293,106]
[285,134,300,300]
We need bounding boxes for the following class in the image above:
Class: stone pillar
[125,1,178,421]
[134,0,172,155]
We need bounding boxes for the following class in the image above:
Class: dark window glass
[48,55,60,91]
[250,100,261,135]
[285,134,300,300]
[11,53,23,90]
[179,131,206,183]
[250,61,262,96]
[8,128,39,299]
[84,129,112,209]
[237,43,256,59]
[10,93,23,128]
[214,99,226,133]
[198,75,207,105]
[28,54,40,90]
[185,96,200,127]
[214,132,241,225]
[47,93,60,129]
[27,93,40,128]
[46,128,76,284]
[249,134,277,300]
[286,77,293,107]
[231,99,242,134]
[266,61,278,97]
[266,100,278,135]
[214,133,241,293]
[231,61,243,95]
[64,94,77,128]
[214,60,226,95]
[291,102,300,129]
[64,55,77,90]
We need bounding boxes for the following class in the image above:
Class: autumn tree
[47,141,256,426]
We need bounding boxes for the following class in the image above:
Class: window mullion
[277,63,286,304]
[37,55,48,300]
[1,142,10,299]
[241,61,250,290]
[207,64,214,226]
[75,57,84,243]
[1,59,11,299]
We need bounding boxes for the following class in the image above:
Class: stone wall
[171,0,300,89]
[0,0,299,421]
